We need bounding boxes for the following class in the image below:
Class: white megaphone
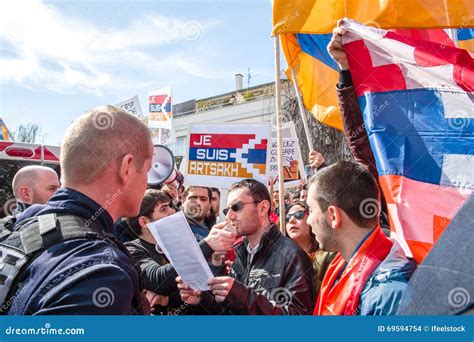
[147,145,175,185]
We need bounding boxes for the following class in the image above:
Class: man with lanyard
[307,161,416,315]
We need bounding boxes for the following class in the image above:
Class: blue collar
[15,187,115,235]
[334,227,377,285]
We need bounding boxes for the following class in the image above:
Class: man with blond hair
[6,106,154,315]
[11,165,60,216]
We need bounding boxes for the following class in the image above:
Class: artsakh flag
[342,19,474,263]
[148,87,172,129]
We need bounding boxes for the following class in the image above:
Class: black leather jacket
[201,224,316,315]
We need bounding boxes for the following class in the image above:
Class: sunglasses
[285,210,307,223]
[223,201,260,216]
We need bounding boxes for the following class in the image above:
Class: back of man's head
[12,165,60,205]
[60,105,151,187]
[309,161,380,228]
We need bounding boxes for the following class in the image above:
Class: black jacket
[126,238,182,314]
[126,237,218,315]
[200,224,316,315]
[8,188,146,315]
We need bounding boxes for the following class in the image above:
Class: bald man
[12,165,60,215]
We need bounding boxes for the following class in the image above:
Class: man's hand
[224,259,234,274]
[176,277,202,305]
[208,276,235,302]
[144,290,169,307]
[204,222,237,252]
[309,150,325,170]
[327,20,349,70]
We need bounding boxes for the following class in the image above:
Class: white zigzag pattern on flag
[161,95,171,114]
[231,134,265,177]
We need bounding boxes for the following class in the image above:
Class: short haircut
[125,189,171,236]
[210,187,220,197]
[308,161,380,228]
[60,105,151,186]
[183,185,211,202]
[228,179,271,217]
[12,166,58,198]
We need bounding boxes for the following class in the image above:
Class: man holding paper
[178,179,316,315]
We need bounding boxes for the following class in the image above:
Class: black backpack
[0,213,108,314]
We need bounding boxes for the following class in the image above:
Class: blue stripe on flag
[360,88,474,185]
[149,103,171,113]
[242,149,267,165]
[188,148,236,162]
[296,34,339,71]
[457,28,474,41]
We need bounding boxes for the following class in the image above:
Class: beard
[314,217,337,252]
[230,216,260,238]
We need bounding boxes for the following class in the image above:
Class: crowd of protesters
[0,21,470,316]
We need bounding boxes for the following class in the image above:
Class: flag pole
[290,67,314,152]
[443,0,459,47]
[274,35,286,233]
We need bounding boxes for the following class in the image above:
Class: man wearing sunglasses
[178,179,316,315]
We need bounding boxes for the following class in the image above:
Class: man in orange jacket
[307,161,415,315]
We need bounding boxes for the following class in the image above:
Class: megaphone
[165,168,184,185]
[147,145,175,185]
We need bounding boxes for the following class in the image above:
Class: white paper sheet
[146,211,213,291]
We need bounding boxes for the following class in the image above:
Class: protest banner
[271,121,307,188]
[186,123,271,188]
[268,138,299,180]
[148,87,172,129]
[115,95,143,118]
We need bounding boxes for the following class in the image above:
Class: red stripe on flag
[254,139,267,149]
[189,134,256,148]
[344,39,407,96]
[385,31,474,91]
[149,95,170,104]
